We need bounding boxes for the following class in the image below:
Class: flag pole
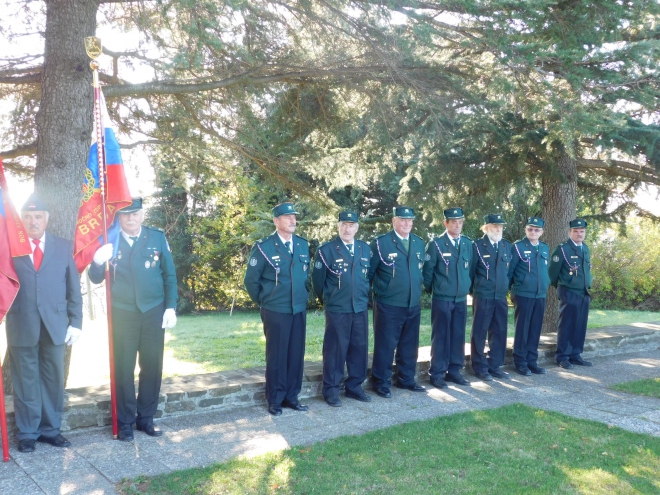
[0,359,9,461]
[85,37,118,439]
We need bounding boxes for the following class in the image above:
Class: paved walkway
[1,348,659,494]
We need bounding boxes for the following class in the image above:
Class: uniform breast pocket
[540,251,549,266]
[299,254,310,272]
[140,247,160,269]
[360,260,370,278]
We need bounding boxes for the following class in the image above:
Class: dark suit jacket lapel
[16,251,35,273]
[38,232,55,271]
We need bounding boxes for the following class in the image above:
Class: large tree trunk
[541,148,577,334]
[3,0,100,393]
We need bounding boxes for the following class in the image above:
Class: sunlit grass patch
[116,404,660,495]
[611,378,660,399]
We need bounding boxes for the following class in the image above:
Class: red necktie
[33,239,43,271]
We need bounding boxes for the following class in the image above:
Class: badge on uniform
[303,265,308,271]
[145,260,151,269]
[388,253,397,259]
[425,254,431,261]
[553,255,560,262]
[117,251,122,260]
[250,257,258,266]
[315,261,322,269]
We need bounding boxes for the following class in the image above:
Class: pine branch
[577,158,660,185]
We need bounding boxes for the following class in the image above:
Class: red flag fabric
[0,158,31,259]
[74,89,132,273]
[0,157,27,322]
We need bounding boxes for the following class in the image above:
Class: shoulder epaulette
[294,233,308,242]
[411,233,425,242]
[460,235,472,242]
[145,225,165,233]
[319,239,334,249]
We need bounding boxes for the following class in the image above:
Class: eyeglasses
[526,227,543,233]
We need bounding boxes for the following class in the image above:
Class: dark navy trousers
[470,298,508,373]
[512,295,546,367]
[261,308,306,406]
[322,310,369,399]
[429,299,467,378]
[113,302,165,427]
[371,302,421,388]
[555,286,590,362]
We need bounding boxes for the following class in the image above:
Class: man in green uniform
[90,198,178,441]
[368,206,426,398]
[244,202,311,416]
[469,214,512,381]
[508,216,550,376]
[423,207,472,388]
[548,218,594,369]
[312,211,372,407]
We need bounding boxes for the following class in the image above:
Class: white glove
[65,326,82,346]
[93,243,114,265]
[162,308,177,329]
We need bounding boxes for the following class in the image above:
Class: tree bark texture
[35,0,98,238]
[3,0,100,393]
[541,149,577,335]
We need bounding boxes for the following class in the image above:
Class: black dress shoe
[117,424,134,441]
[395,382,426,392]
[345,389,372,402]
[37,434,71,448]
[515,366,532,376]
[569,357,593,367]
[268,404,283,416]
[474,371,493,381]
[445,372,470,386]
[429,377,447,389]
[325,396,342,407]
[528,364,547,374]
[282,400,309,412]
[136,423,163,437]
[557,360,574,369]
[18,439,36,453]
[374,386,392,398]
[489,367,511,380]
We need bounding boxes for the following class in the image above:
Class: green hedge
[590,218,660,310]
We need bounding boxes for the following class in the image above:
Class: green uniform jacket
[89,226,178,312]
[422,232,472,302]
[311,236,370,313]
[367,231,425,308]
[244,232,310,314]
[470,235,512,300]
[508,238,551,299]
[548,240,593,296]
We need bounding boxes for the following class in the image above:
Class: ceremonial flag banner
[74,90,132,273]
[0,157,30,322]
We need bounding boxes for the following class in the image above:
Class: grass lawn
[611,378,660,399]
[116,403,660,494]
[163,308,660,376]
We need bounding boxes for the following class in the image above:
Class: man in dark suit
[6,194,83,453]
[244,202,311,416]
[548,218,594,369]
[312,211,372,407]
[90,198,178,441]
[367,206,426,398]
